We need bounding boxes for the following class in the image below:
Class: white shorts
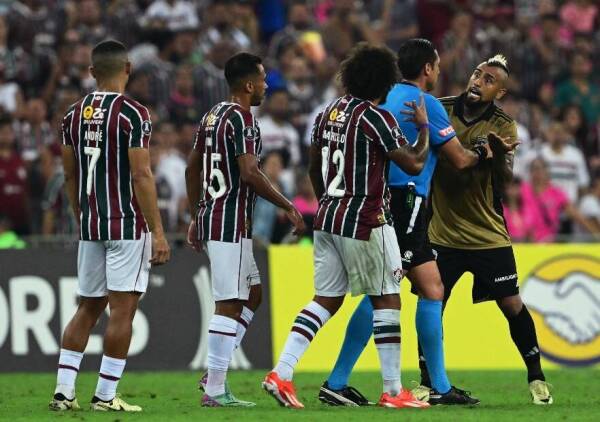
[314,225,402,297]
[205,238,261,301]
[77,233,152,297]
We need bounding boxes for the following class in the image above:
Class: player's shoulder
[365,102,396,125]
[438,95,458,106]
[423,93,447,111]
[492,104,515,125]
[119,96,151,122]
[226,102,254,123]
[63,100,80,117]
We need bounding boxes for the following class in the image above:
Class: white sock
[235,306,254,349]
[206,315,238,397]
[95,355,126,401]
[55,348,83,399]
[373,309,401,395]
[274,301,331,381]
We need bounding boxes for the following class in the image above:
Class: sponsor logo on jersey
[438,125,455,137]
[521,255,600,366]
[205,113,217,127]
[494,273,517,283]
[82,106,107,125]
[328,108,347,124]
[83,106,94,120]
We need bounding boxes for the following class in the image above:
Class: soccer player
[319,38,489,407]
[185,52,305,407]
[263,43,430,410]
[49,40,171,412]
[415,55,553,405]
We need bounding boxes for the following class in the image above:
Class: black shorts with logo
[431,243,520,303]
[390,186,435,271]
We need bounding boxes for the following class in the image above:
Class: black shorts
[432,243,519,303]
[390,186,435,271]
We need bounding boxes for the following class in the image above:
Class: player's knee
[497,295,523,318]
[77,298,107,325]
[215,300,243,319]
[420,281,444,301]
[313,295,344,316]
[246,285,262,312]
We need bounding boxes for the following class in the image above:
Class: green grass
[0,370,597,421]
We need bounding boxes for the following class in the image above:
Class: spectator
[153,122,187,231]
[136,31,176,119]
[554,52,600,123]
[520,158,597,242]
[253,151,288,244]
[292,172,318,240]
[503,178,533,242]
[193,40,238,117]
[259,89,301,171]
[560,0,598,38]
[321,0,375,60]
[168,64,202,124]
[231,0,260,46]
[198,0,251,55]
[376,0,419,52]
[540,121,589,203]
[41,144,76,236]
[268,1,316,61]
[17,98,54,162]
[0,64,24,118]
[74,0,108,45]
[576,176,600,236]
[142,0,199,31]
[559,104,599,172]
[285,56,319,129]
[0,117,29,235]
[516,13,566,100]
[439,10,481,92]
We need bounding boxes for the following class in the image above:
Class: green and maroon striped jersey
[61,92,152,241]
[193,102,262,242]
[312,95,408,240]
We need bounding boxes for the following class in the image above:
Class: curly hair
[339,42,399,102]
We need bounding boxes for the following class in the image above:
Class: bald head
[90,40,129,81]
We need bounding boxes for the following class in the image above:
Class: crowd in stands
[0,0,599,246]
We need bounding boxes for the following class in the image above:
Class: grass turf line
[0,370,597,421]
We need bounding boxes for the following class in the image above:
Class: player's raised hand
[400,94,429,127]
[488,132,520,155]
[285,206,306,236]
[187,220,202,253]
[150,232,171,265]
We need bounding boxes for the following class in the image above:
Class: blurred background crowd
[0,0,599,247]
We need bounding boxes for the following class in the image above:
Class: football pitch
[1,369,597,421]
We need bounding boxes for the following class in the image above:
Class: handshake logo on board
[521,256,600,366]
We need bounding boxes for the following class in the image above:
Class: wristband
[418,123,430,131]
[473,145,489,162]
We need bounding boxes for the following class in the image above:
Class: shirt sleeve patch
[142,120,152,135]
[243,126,257,141]
[438,125,455,137]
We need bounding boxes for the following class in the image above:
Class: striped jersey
[312,95,408,240]
[61,91,152,241]
[193,102,262,242]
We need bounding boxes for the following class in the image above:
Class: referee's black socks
[507,305,545,383]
